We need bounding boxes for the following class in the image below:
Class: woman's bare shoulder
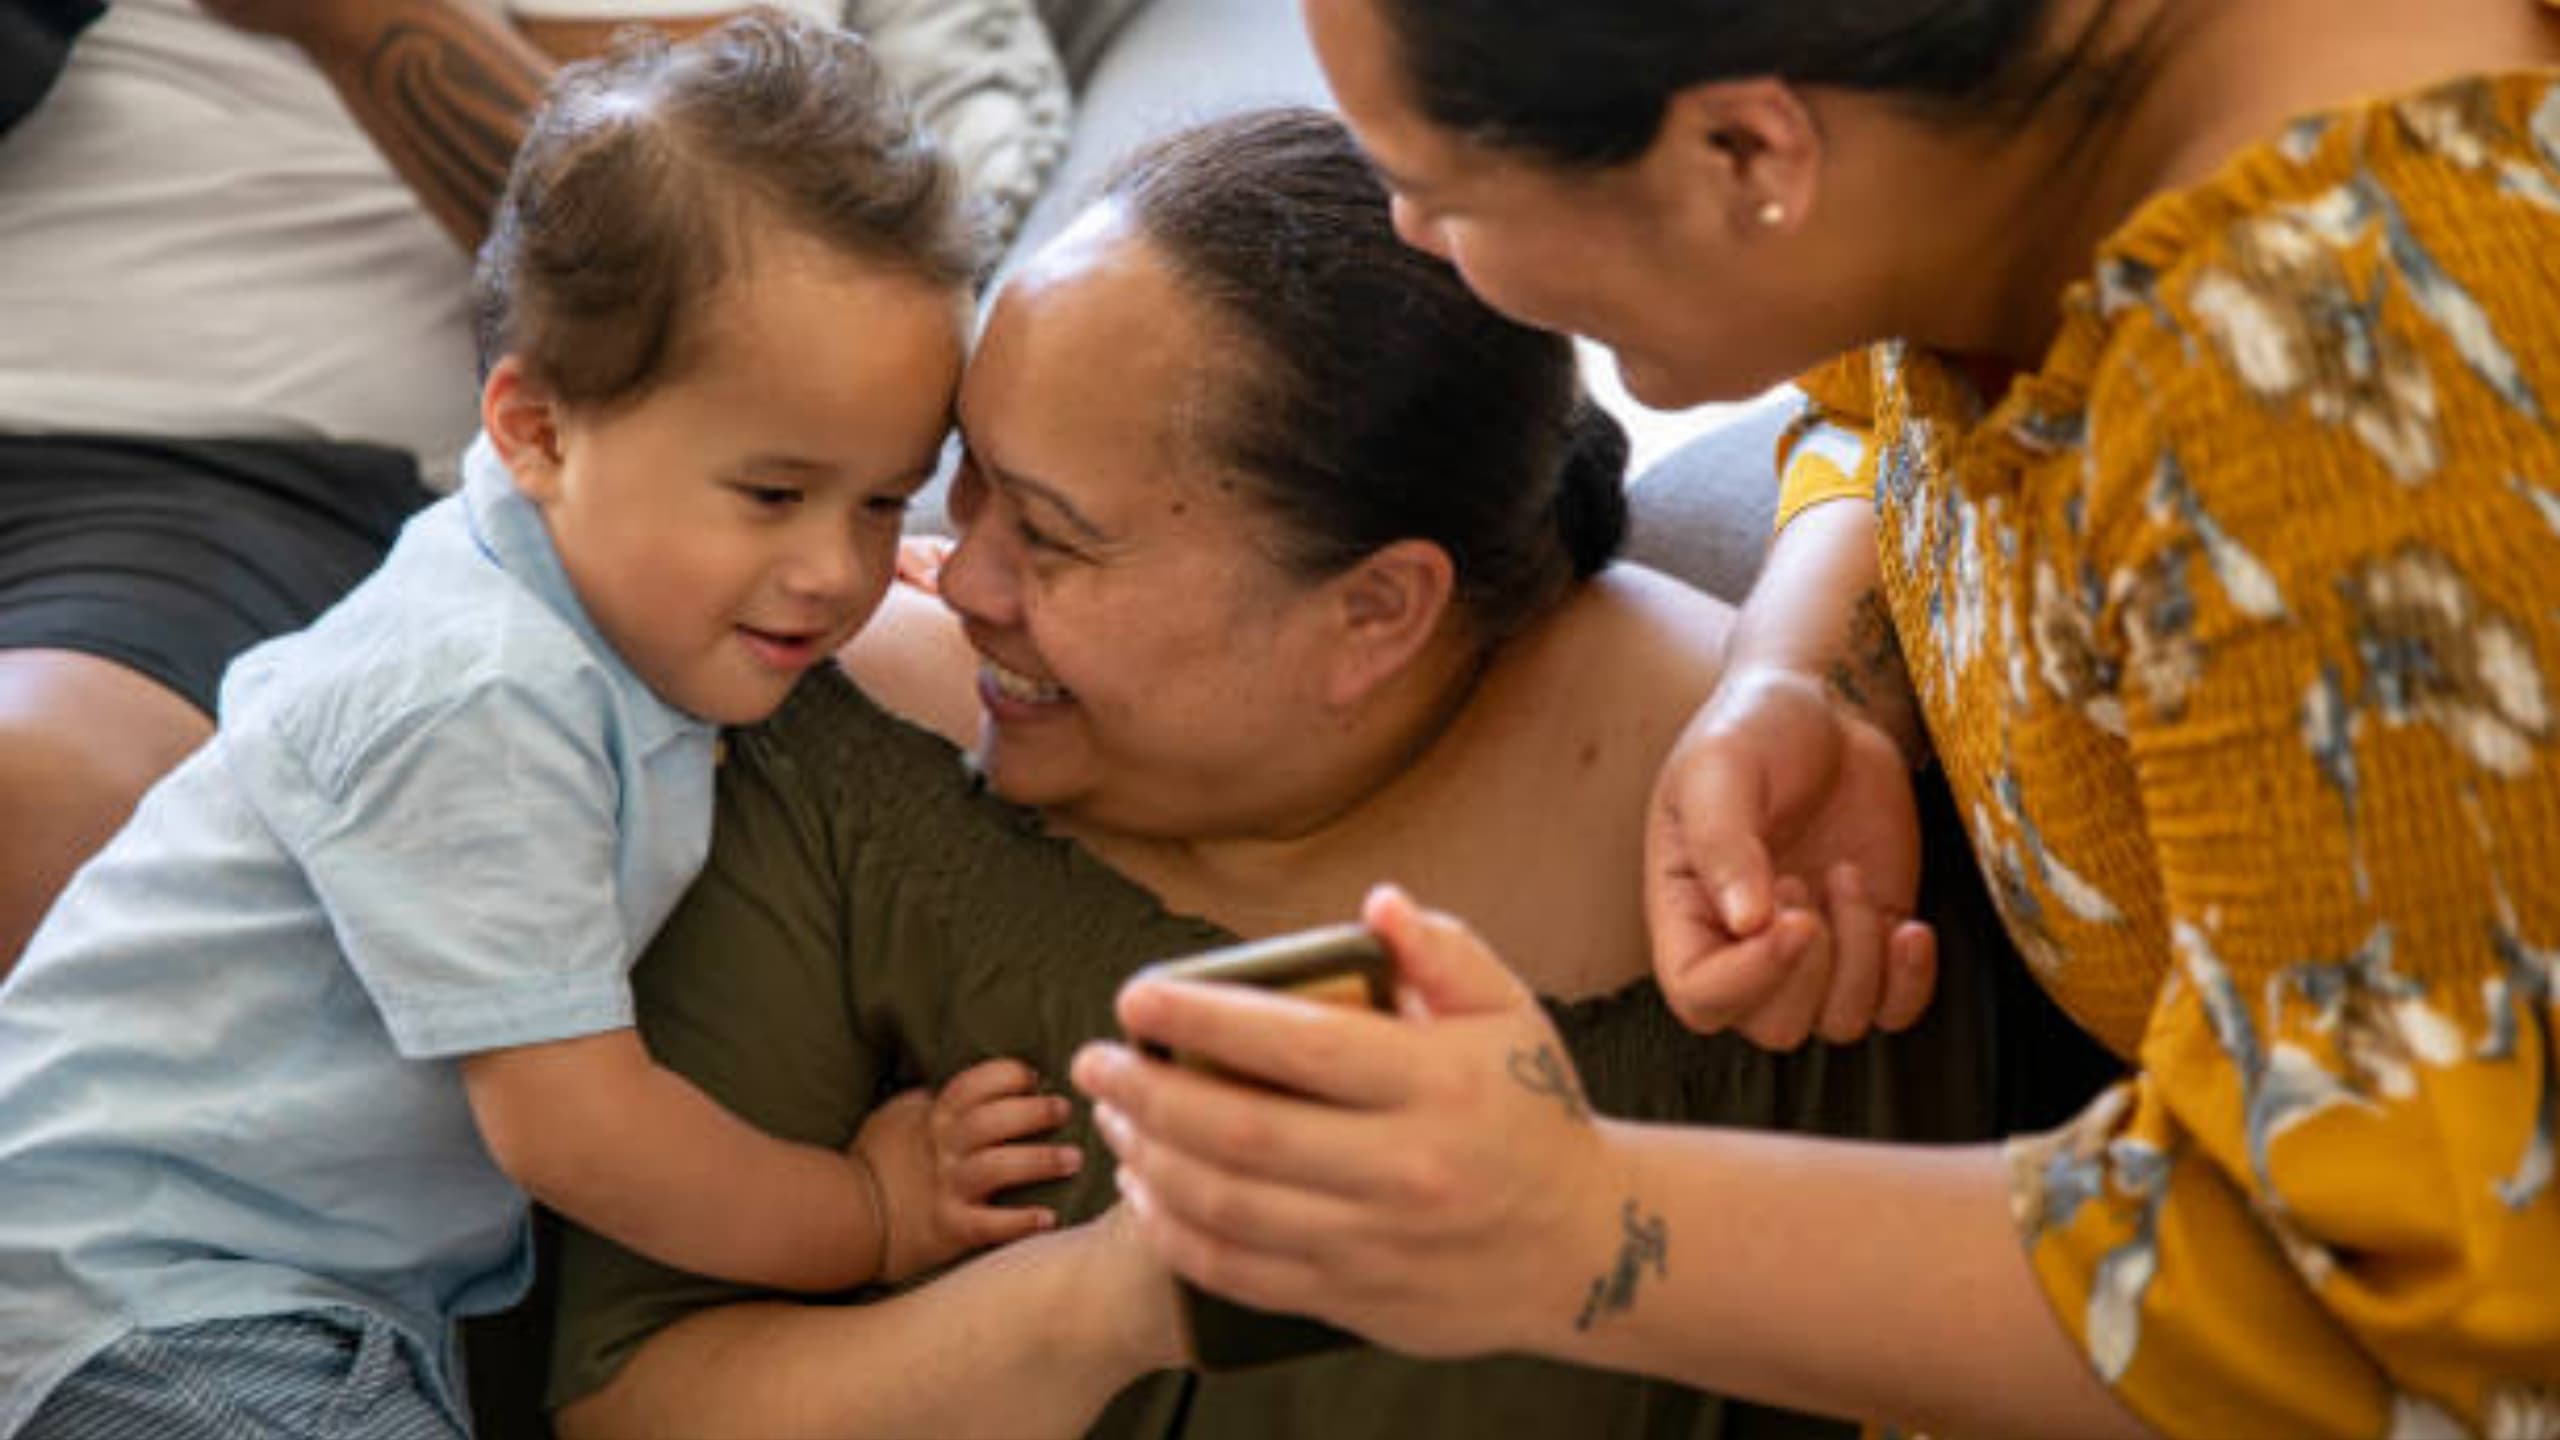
[836,582,982,748]
[1595,561,1741,647]
[1390,565,1736,996]
[1500,563,1735,710]
[1442,563,1739,819]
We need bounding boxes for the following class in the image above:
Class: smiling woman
[1293,0,1862,410]
[1072,1,2560,1435]
[860,108,1708,980]
[542,107,2049,1440]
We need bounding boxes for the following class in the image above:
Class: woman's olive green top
[548,665,2019,1439]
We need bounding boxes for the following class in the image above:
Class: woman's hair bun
[1553,396,1630,579]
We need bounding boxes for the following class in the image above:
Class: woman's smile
[978,655,1073,713]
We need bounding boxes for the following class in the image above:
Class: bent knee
[0,650,209,792]
[0,656,211,964]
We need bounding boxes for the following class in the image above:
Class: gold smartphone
[1137,923,1391,1074]
[1131,924,1391,1369]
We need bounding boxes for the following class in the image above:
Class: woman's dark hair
[474,11,980,411]
[1371,0,2071,167]
[1105,107,1627,647]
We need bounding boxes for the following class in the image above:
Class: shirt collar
[459,434,713,752]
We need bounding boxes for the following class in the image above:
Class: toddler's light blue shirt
[0,440,717,1434]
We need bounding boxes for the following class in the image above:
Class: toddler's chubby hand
[853,1058,1082,1281]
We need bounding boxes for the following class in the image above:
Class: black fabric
[0,434,436,714]
[1906,763,2128,1134]
[0,0,104,136]
[464,1213,562,1440]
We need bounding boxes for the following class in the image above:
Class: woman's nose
[1390,193,1453,260]
[935,508,1017,626]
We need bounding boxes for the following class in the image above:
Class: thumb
[1363,884,1525,1020]
[1656,739,1778,938]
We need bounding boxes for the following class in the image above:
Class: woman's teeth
[984,659,1070,704]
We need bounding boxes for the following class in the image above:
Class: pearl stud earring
[1756,200,1786,227]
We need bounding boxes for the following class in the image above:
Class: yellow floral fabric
[1774,384,1876,527]
[1802,68,2560,1437]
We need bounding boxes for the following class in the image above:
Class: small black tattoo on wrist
[1825,660,1870,709]
[1824,587,1903,714]
[1575,1199,1668,1332]
[1506,1044,1590,1123]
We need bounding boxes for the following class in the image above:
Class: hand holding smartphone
[1129,924,1391,1369]
[1138,922,1391,1067]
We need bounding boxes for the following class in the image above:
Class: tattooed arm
[1539,1126,2135,1436]
[194,0,552,253]
[1726,499,1924,763]
[1080,887,2141,1438]
[1676,497,1924,798]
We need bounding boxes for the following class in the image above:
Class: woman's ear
[1323,539,1458,709]
[481,355,566,503]
[1648,77,1824,239]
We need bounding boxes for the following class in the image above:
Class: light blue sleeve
[240,673,640,1060]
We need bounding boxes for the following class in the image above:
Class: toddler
[0,16,1071,1436]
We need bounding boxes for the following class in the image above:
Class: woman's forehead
[975,219,1201,383]
[957,363,1240,517]
[1008,199,1140,291]
[966,232,1238,463]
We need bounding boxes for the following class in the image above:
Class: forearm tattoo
[1574,1199,1668,1332]
[1823,586,1905,714]
[357,15,546,247]
[1506,1043,1591,1124]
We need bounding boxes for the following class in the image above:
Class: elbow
[471,1095,582,1203]
[552,1392,618,1440]
[457,1038,633,1205]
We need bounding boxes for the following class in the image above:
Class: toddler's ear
[481,355,566,502]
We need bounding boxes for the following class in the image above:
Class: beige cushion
[1033,0,1150,87]
[847,0,1073,251]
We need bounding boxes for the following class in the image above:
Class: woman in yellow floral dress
[1072,0,2560,1435]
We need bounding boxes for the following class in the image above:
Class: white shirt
[0,0,481,487]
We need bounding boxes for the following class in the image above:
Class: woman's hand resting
[1643,668,1936,1048]
[1072,886,1627,1360]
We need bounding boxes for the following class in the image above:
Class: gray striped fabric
[25,1313,463,1440]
